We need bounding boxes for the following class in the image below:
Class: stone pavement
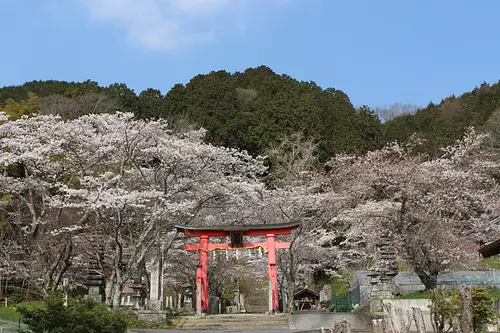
[131,328,290,333]
[176,313,289,330]
[131,311,373,333]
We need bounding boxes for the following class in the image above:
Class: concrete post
[197,282,202,316]
[149,258,162,310]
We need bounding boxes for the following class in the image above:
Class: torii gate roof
[175,221,300,237]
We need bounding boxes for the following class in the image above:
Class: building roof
[478,216,500,258]
[479,238,500,258]
[122,283,133,294]
[294,288,320,300]
[175,221,301,232]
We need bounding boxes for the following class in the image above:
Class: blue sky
[1,0,500,108]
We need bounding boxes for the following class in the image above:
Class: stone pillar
[148,257,162,310]
[85,253,104,303]
[197,282,202,316]
[131,283,144,310]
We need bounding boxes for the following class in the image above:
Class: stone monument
[369,227,398,313]
[148,257,162,310]
[320,284,332,308]
[138,256,169,324]
[85,252,104,303]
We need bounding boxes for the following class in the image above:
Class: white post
[268,281,273,314]
[149,258,161,310]
[63,278,69,307]
[160,241,164,310]
[197,282,202,316]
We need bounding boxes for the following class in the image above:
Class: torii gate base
[176,222,300,314]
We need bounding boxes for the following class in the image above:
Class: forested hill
[1,66,499,161]
[383,82,500,155]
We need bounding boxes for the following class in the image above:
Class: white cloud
[81,0,250,51]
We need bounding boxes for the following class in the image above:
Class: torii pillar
[175,222,300,314]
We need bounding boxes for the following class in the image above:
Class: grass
[481,257,500,270]
[485,286,500,300]
[398,290,431,299]
[0,306,20,318]
[0,300,45,318]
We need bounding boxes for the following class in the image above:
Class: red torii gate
[175,222,300,314]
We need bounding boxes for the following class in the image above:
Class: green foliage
[429,287,499,333]
[472,287,499,333]
[383,81,500,156]
[2,72,499,161]
[0,67,382,162]
[481,257,500,270]
[0,300,45,318]
[331,277,349,297]
[0,306,22,318]
[0,80,101,105]
[0,193,11,201]
[398,290,431,299]
[18,294,127,333]
[0,92,39,120]
[429,289,460,333]
[398,261,410,272]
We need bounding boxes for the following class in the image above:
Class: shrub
[472,287,498,333]
[18,294,127,333]
[429,287,498,333]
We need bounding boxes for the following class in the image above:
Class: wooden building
[293,288,319,311]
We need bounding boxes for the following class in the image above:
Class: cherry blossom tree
[259,134,348,312]
[255,177,342,312]
[328,129,500,290]
[0,112,266,306]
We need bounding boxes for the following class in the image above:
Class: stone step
[178,314,290,330]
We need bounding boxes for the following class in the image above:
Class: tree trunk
[104,270,116,307]
[286,272,295,313]
[459,286,473,333]
[112,281,124,309]
[415,268,438,291]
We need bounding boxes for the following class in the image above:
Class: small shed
[293,288,319,310]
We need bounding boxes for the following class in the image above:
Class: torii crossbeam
[175,222,300,314]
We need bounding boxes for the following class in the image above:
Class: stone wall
[137,310,169,324]
[382,299,432,332]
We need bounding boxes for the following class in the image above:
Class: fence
[331,294,352,312]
